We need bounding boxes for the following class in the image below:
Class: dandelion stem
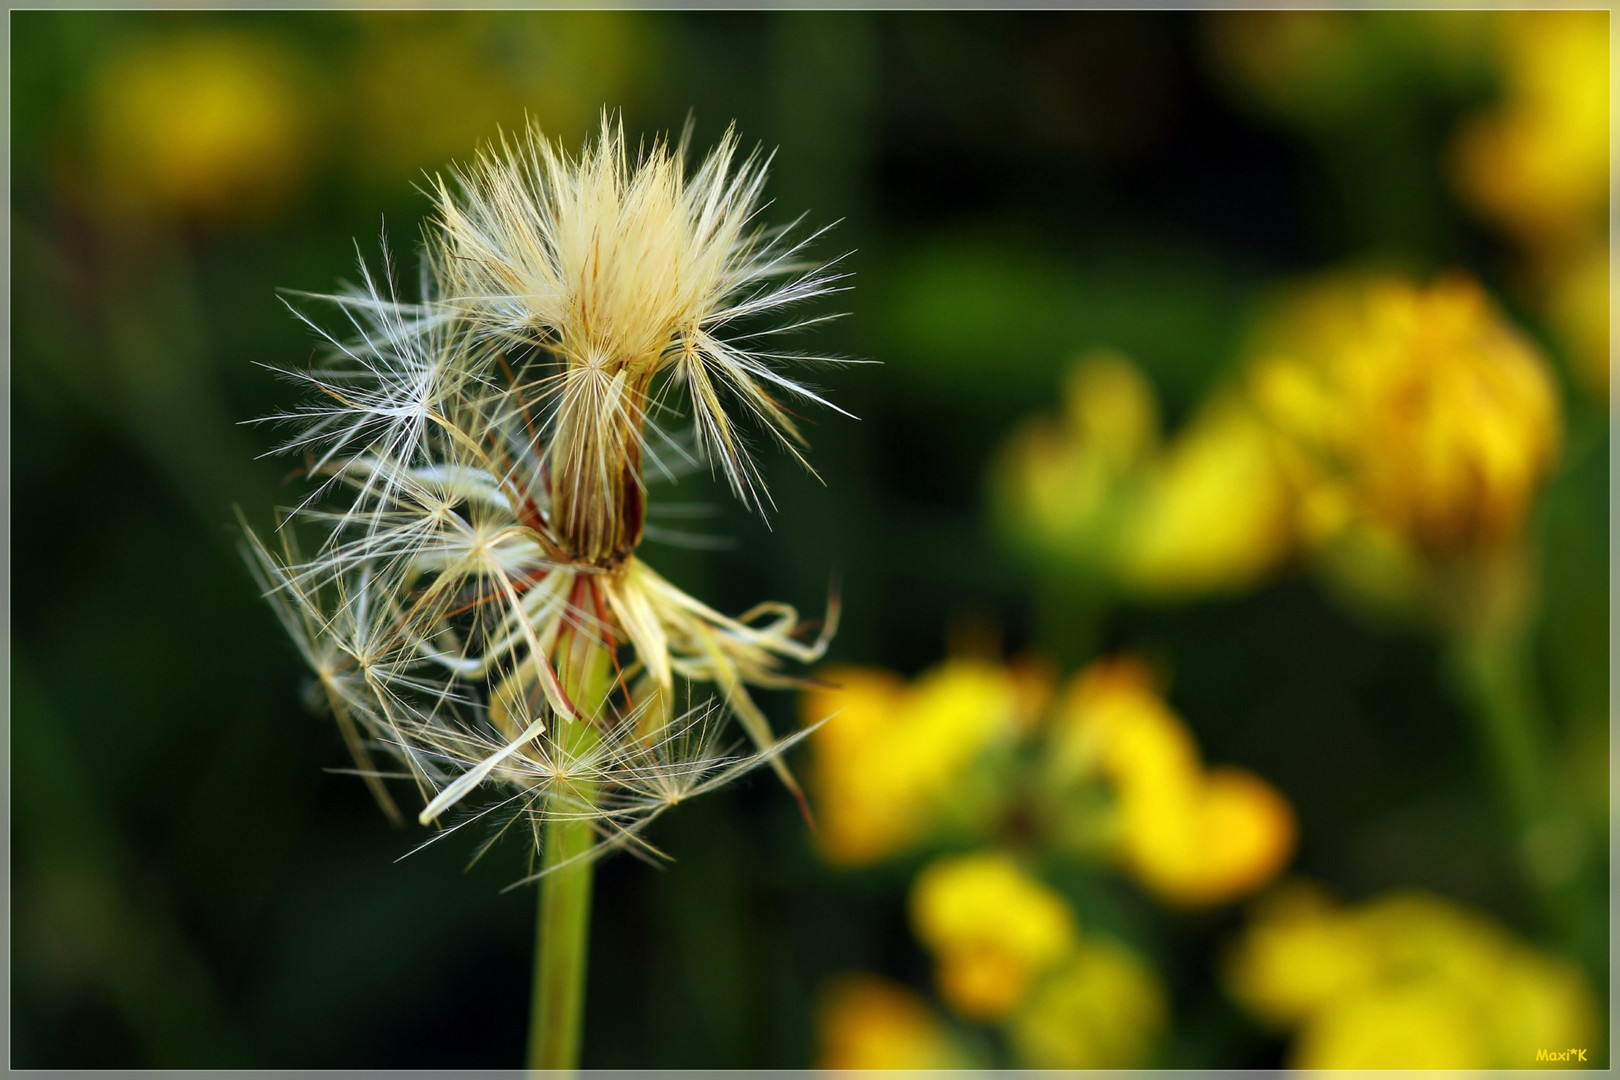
[527,643,611,1073]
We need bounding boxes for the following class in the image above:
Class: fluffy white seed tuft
[246,114,850,880]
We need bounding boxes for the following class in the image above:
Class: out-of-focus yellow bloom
[909,851,1078,1019]
[996,351,1292,598]
[815,973,975,1069]
[1008,936,1169,1069]
[1048,658,1296,907]
[1451,11,1608,264]
[1547,243,1611,398]
[87,31,312,224]
[993,351,1157,572]
[1248,273,1561,563]
[1119,395,1296,598]
[1167,768,1299,907]
[1001,273,1561,604]
[1046,657,1200,798]
[1222,883,1376,1026]
[1295,981,1494,1069]
[1449,11,1607,401]
[803,661,1034,866]
[1227,881,1601,1068]
[1210,9,1603,402]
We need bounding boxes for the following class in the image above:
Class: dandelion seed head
[434,111,850,543]
[245,113,851,882]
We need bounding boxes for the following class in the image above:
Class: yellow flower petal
[815,974,972,1070]
[910,851,1078,1020]
[1009,936,1169,1069]
[805,661,1028,866]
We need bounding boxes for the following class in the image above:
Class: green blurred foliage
[10,9,1607,1068]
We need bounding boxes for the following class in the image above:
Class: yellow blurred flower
[993,350,1157,573]
[1451,11,1608,264]
[815,973,975,1069]
[996,350,1292,598]
[1048,658,1296,907]
[1210,8,1603,401]
[1547,242,1611,398]
[1008,936,1168,1069]
[803,660,1034,866]
[1227,881,1601,1068]
[1295,980,1495,1069]
[1449,11,1608,401]
[909,851,1078,1020]
[1118,395,1296,598]
[999,273,1562,606]
[87,31,312,224]
[1247,273,1561,564]
[1219,881,1372,1026]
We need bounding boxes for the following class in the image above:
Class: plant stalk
[1447,617,1588,949]
[526,641,611,1073]
[1452,627,1543,833]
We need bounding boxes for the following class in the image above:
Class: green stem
[1452,628,1544,833]
[1449,619,1589,950]
[526,645,611,1073]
